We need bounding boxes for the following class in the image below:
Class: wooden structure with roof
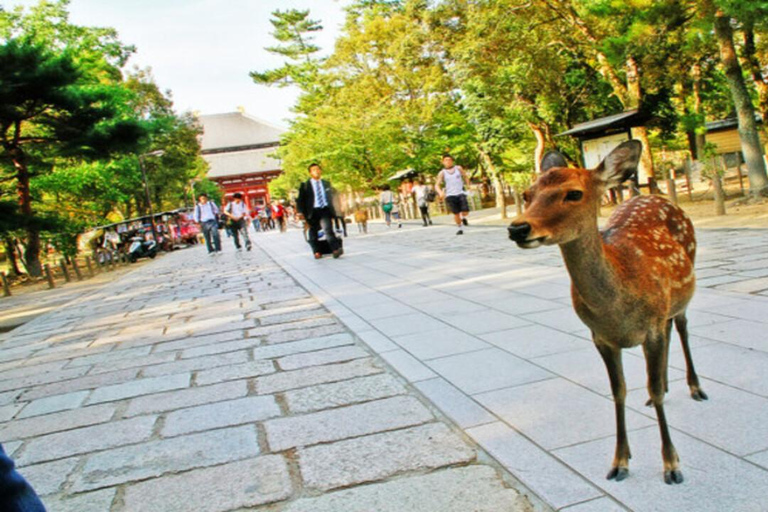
[198,111,286,209]
[705,115,766,158]
[559,110,644,167]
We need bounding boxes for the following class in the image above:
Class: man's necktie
[314,181,325,208]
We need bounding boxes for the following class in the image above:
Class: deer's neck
[559,222,621,309]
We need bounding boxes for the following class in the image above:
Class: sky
[5,0,351,127]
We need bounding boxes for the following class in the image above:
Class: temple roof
[198,111,286,152]
[198,111,286,179]
[204,146,282,178]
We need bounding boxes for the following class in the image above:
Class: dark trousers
[201,220,221,253]
[0,444,46,512]
[231,219,251,249]
[419,205,432,225]
[307,207,340,254]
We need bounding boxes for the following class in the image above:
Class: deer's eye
[564,190,583,202]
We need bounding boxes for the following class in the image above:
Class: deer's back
[601,195,696,316]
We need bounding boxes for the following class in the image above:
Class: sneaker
[314,252,323,260]
[456,229,463,235]
[398,223,402,228]
[236,247,242,252]
[462,218,468,226]
[428,220,433,225]
[332,248,344,259]
[208,252,215,257]
[246,244,252,251]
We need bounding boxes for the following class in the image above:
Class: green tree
[0,38,143,276]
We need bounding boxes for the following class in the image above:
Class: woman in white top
[379,184,401,228]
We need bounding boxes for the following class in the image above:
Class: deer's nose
[508,223,531,243]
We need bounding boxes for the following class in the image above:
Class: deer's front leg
[596,341,630,481]
[644,333,683,484]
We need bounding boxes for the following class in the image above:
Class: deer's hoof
[664,469,684,484]
[691,389,708,401]
[606,467,629,481]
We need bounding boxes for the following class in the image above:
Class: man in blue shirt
[296,163,343,259]
[193,193,222,256]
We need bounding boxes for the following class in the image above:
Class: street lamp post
[139,150,165,244]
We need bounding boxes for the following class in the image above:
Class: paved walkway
[259,220,768,512]
[0,244,532,511]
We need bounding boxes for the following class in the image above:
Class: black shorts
[445,195,469,214]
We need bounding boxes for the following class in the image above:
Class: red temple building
[198,111,286,210]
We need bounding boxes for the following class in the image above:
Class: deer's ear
[595,140,641,187]
[540,151,568,172]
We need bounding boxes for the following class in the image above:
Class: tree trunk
[479,148,507,219]
[513,190,524,215]
[3,237,22,277]
[712,10,768,196]
[494,175,507,219]
[625,57,658,193]
[712,158,727,216]
[742,22,768,135]
[691,62,707,160]
[13,151,43,277]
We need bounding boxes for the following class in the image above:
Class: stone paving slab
[121,456,293,512]
[264,395,434,451]
[283,373,407,414]
[71,426,261,492]
[298,422,476,491]
[124,380,248,417]
[162,395,280,437]
[282,465,532,512]
[0,403,116,442]
[17,415,156,465]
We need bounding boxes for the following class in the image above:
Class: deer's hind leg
[674,312,708,401]
[644,330,683,484]
[596,341,631,481]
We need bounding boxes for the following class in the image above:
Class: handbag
[381,191,394,213]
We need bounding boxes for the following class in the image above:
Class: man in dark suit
[296,163,343,259]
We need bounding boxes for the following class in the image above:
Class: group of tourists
[192,193,290,257]
[193,154,473,260]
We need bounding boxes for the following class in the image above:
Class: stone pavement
[0,243,533,511]
[259,220,768,512]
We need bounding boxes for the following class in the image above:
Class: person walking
[379,184,401,228]
[296,163,343,259]
[251,205,262,233]
[223,192,252,251]
[435,154,471,235]
[271,201,287,232]
[193,193,222,256]
[412,178,433,227]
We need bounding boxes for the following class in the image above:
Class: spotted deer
[507,141,707,484]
